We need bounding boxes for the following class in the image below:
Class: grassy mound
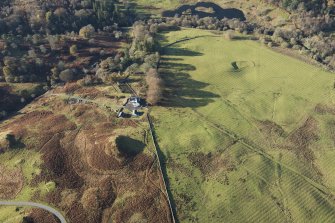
[231,61,255,71]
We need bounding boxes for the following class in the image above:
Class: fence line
[147,113,177,223]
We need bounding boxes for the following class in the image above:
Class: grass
[132,0,181,14]
[152,28,335,222]
[0,149,57,200]
[0,149,58,222]
[0,206,32,223]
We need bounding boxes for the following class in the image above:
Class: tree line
[0,0,135,35]
[147,10,335,71]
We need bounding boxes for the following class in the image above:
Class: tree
[329,55,335,69]
[79,24,95,38]
[54,8,67,20]
[51,67,60,79]
[2,57,16,83]
[45,11,53,24]
[21,216,34,223]
[59,69,75,82]
[69,44,78,55]
[224,30,235,40]
[281,41,290,48]
[3,66,12,78]
[146,68,163,105]
[125,63,139,76]
[92,0,117,26]
[47,35,59,50]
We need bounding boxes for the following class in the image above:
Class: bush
[2,66,12,77]
[280,42,291,48]
[79,24,95,38]
[59,69,75,82]
[224,30,235,40]
[69,44,78,55]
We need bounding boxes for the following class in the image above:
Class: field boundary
[147,113,177,223]
[125,80,176,222]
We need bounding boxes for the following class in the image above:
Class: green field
[152,28,335,222]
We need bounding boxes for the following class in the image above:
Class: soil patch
[288,117,319,162]
[112,188,171,223]
[315,104,335,115]
[326,120,335,145]
[0,165,23,199]
[24,208,60,223]
[188,151,236,176]
[258,120,286,138]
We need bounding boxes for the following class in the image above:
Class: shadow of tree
[6,134,25,150]
[160,57,184,62]
[162,2,246,21]
[163,47,203,57]
[159,47,219,108]
[231,36,258,41]
[127,2,152,20]
[160,62,196,71]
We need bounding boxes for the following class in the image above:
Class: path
[0,201,67,223]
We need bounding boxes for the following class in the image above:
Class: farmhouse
[118,96,144,118]
[125,96,142,115]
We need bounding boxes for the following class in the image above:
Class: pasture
[152,28,335,222]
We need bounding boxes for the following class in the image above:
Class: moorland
[0,0,335,222]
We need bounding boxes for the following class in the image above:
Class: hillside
[0,83,172,222]
[0,0,335,222]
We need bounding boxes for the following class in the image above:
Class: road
[0,201,67,223]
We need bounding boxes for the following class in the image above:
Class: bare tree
[145,68,163,105]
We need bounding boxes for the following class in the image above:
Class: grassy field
[0,149,57,222]
[152,28,335,222]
